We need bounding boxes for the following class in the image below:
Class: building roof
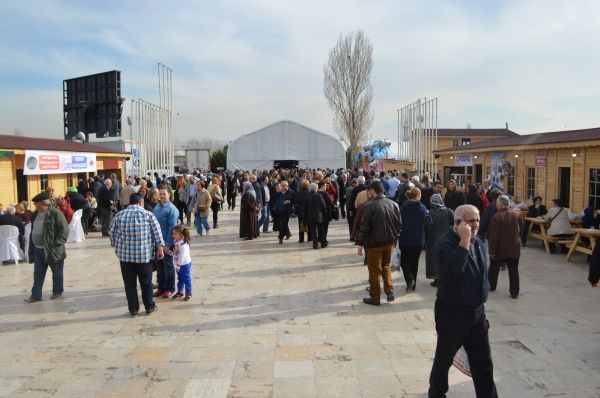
[435,127,600,153]
[436,128,519,137]
[0,134,129,155]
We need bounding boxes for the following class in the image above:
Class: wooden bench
[525,217,574,254]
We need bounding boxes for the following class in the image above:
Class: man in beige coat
[488,195,522,298]
[195,180,212,236]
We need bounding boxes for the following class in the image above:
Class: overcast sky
[1,0,599,144]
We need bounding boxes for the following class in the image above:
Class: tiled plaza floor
[1,205,599,397]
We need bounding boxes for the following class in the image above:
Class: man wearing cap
[24,192,69,303]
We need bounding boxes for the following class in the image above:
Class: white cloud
[1,0,599,142]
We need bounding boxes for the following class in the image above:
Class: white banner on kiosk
[23,150,97,176]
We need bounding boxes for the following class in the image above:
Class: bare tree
[324,30,374,161]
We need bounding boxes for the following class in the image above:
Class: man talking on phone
[110,193,165,317]
[428,204,498,398]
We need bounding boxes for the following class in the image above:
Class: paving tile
[274,360,314,378]
[1,206,598,397]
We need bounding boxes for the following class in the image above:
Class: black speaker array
[63,70,122,140]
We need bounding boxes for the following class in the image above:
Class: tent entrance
[274,160,298,169]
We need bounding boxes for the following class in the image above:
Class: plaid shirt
[110,205,165,263]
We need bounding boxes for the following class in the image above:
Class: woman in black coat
[294,180,311,243]
[303,183,327,249]
[239,182,259,240]
[317,181,333,245]
[425,193,454,286]
[466,185,483,213]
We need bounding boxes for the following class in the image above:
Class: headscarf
[430,193,446,210]
[243,181,256,199]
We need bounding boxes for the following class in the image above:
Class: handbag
[299,222,308,233]
[390,244,401,271]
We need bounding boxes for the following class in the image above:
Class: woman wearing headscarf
[240,182,259,240]
[425,193,454,287]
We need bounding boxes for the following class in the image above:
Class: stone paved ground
[1,205,599,398]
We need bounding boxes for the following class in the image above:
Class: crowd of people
[4,165,600,398]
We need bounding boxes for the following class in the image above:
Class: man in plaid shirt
[110,193,165,316]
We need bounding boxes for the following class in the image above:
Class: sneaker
[172,293,184,300]
[50,293,63,300]
[183,295,192,301]
[362,297,380,306]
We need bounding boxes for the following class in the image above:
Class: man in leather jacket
[356,181,401,306]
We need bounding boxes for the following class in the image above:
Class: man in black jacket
[275,181,295,244]
[356,181,401,306]
[97,179,114,237]
[428,204,498,398]
[347,175,367,235]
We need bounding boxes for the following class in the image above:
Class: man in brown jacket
[488,195,522,298]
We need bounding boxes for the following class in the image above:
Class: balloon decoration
[354,139,392,170]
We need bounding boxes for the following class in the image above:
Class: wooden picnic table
[524,217,581,254]
[565,228,600,261]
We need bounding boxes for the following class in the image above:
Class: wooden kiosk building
[0,134,130,207]
[433,127,600,212]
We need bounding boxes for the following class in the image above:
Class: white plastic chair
[0,225,20,264]
[67,209,85,243]
[22,223,31,261]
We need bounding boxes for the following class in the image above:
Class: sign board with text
[23,150,97,175]
[535,155,546,167]
[454,153,473,166]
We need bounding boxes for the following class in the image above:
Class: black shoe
[298,239,304,243]
[213,225,219,229]
[24,296,41,303]
[362,297,380,306]
[279,238,283,244]
[50,293,63,300]
[313,244,318,250]
[130,311,139,317]
[183,295,191,301]
[172,293,184,300]
[285,234,291,240]
[430,280,439,287]
[406,280,416,293]
[511,293,519,299]
[146,306,157,315]
[321,242,328,248]
[386,294,395,302]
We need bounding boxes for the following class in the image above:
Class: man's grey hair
[309,183,318,193]
[497,195,510,207]
[5,206,15,215]
[357,176,366,184]
[104,179,112,186]
[454,204,479,222]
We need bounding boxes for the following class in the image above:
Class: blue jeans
[31,247,64,299]
[195,215,210,235]
[176,263,192,296]
[259,203,270,232]
[156,253,175,293]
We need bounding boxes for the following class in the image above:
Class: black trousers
[81,207,91,234]
[119,261,155,314]
[271,207,280,231]
[211,202,220,227]
[227,192,237,209]
[429,300,498,398]
[309,223,325,248]
[322,220,329,243]
[278,213,291,240]
[176,200,187,224]
[339,199,346,218]
[98,207,112,235]
[489,259,519,296]
[400,245,422,285]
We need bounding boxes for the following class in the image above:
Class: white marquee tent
[227,120,346,170]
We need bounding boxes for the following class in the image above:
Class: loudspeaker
[63,70,122,140]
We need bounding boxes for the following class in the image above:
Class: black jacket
[294,188,310,219]
[589,242,600,285]
[357,195,401,248]
[348,184,367,215]
[97,185,113,209]
[318,191,333,220]
[435,229,490,308]
[67,192,89,211]
[444,190,466,211]
[304,192,327,224]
